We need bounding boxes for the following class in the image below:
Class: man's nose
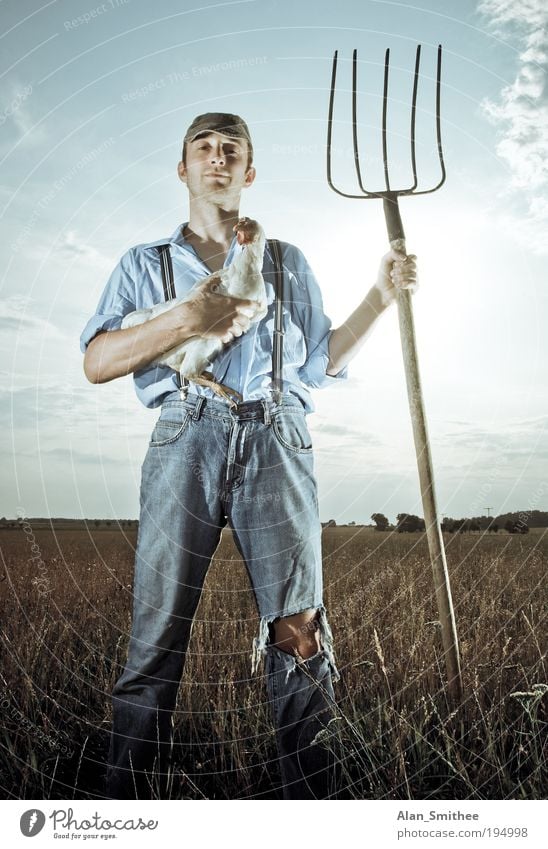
[210,150,225,165]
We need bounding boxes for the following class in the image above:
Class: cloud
[0,79,46,148]
[478,0,548,251]
[478,0,547,28]
[54,231,113,268]
[0,297,67,340]
[437,414,548,467]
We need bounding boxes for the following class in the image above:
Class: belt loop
[179,376,189,400]
[270,387,282,408]
[261,399,271,426]
[192,396,205,421]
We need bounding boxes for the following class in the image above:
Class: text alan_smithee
[397,811,480,821]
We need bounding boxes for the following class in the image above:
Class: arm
[83,277,258,384]
[327,248,418,375]
[84,302,195,384]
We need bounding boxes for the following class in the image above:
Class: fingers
[219,311,252,344]
[390,253,418,291]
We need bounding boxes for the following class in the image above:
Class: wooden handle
[383,194,463,702]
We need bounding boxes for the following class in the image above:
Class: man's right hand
[83,275,262,384]
[173,275,261,345]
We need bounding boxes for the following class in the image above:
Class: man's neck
[185,201,240,247]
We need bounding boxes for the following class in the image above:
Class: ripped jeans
[106,392,340,800]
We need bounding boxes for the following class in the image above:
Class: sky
[0,0,546,523]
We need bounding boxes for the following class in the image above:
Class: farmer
[80,113,417,800]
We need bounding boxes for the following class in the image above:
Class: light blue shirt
[80,223,348,412]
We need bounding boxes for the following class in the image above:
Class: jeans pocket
[149,409,191,447]
[271,410,313,453]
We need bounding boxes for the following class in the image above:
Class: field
[0,525,546,800]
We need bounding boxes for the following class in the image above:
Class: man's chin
[200,187,239,205]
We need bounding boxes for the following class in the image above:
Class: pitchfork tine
[382,49,390,191]
[352,49,366,193]
[409,45,421,192]
[326,49,338,194]
[434,43,446,191]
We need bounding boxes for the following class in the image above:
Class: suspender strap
[158,244,176,300]
[268,238,284,404]
[157,244,186,391]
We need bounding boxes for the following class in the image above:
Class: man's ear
[243,165,256,189]
[177,160,187,184]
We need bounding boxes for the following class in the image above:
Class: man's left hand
[375,248,418,308]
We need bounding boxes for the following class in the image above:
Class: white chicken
[121,217,268,405]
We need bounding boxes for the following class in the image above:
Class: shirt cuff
[298,330,349,389]
[79,314,123,353]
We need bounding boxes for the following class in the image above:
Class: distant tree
[492,523,499,533]
[396,513,423,533]
[323,519,336,528]
[506,518,529,534]
[371,513,390,531]
[469,520,480,532]
[94,520,100,528]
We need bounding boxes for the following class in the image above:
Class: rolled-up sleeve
[286,245,349,389]
[79,250,137,353]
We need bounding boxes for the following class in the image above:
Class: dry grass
[0,525,546,799]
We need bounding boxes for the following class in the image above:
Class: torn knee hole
[269,609,322,660]
[251,604,340,682]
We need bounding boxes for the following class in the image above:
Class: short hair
[182,112,253,169]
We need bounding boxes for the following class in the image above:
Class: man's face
[177,131,255,205]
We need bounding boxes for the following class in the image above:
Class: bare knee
[271,608,322,660]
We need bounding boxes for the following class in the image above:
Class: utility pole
[484,507,493,518]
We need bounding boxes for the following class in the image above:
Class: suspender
[267,238,284,404]
[158,244,176,300]
[156,239,285,402]
[157,244,186,391]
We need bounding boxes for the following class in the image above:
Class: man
[80,113,417,800]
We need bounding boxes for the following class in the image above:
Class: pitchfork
[327,45,463,702]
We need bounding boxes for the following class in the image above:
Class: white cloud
[478,0,548,251]
[0,296,66,340]
[478,0,547,29]
[55,231,113,269]
[0,79,46,147]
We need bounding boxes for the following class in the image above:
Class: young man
[80,113,417,800]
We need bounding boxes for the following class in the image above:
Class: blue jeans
[105,392,340,799]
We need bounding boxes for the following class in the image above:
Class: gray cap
[183,112,253,161]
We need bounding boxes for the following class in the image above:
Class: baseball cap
[182,112,253,163]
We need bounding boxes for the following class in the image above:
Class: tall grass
[0,526,545,799]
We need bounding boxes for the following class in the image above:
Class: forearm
[326,284,388,375]
[83,304,196,384]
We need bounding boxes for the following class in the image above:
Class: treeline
[0,518,139,529]
[368,511,548,533]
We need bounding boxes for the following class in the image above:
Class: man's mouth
[205,172,230,178]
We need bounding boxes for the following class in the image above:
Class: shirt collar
[169,221,238,250]
[169,221,245,273]
[169,222,189,247]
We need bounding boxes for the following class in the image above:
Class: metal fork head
[327,44,446,201]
